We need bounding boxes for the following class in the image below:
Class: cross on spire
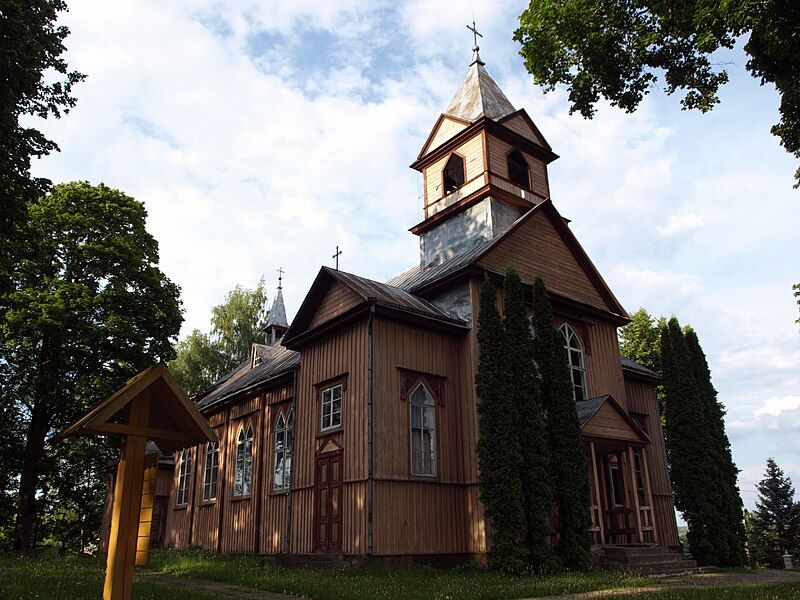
[467,18,484,66]
[332,246,342,271]
[276,267,284,290]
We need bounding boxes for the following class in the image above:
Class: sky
[32,0,800,510]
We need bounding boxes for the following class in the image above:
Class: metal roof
[266,288,289,329]
[621,357,660,380]
[445,59,516,122]
[195,344,299,411]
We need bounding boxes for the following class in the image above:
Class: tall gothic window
[273,410,294,491]
[176,449,192,506]
[409,382,437,476]
[559,323,587,402]
[202,441,219,501]
[234,423,254,496]
[507,149,529,189]
[443,153,465,195]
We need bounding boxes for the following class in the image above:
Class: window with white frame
[559,323,587,402]
[202,441,219,501]
[177,448,192,506]
[409,382,437,476]
[234,423,254,496]
[273,410,294,491]
[320,384,342,431]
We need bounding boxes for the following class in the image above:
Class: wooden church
[157,44,682,561]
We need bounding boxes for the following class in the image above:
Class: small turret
[265,271,289,345]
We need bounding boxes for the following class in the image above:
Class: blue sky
[32,0,799,509]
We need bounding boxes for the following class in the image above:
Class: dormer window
[507,149,529,190]
[443,153,465,195]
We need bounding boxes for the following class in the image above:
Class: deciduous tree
[515,0,800,185]
[531,276,592,569]
[0,0,84,288]
[1,181,182,553]
[619,308,662,374]
[502,267,554,569]
[170,280,269,397]
[475,276,528,573]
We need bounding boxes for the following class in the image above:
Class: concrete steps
[594,544,706,576]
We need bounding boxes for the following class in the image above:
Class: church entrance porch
[577,395,657,547]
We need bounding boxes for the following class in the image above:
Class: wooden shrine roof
[577,394,651,444]
[54,363,216,454]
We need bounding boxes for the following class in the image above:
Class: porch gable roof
[578,394,651,444]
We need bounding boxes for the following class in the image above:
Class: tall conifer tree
[531,276,592,569]
[684,328,746,565]
[749,458,800,567]
[475,277,528,572]
[661,318,744,566]
[502,267,554,569]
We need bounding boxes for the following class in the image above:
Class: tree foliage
[531,276,592,569]
[475,276,528,573]
[502,268,554,569]
[748,458,800,567]
[515,0,800,185]
[0,0,84,287]
[794,283,800,328]
[1,181,182,552]
[661,317,745,566]
[169,280,269,397]
[619,308,662,374]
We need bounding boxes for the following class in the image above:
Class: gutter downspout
[284,368,298,554]
[367,303,375,555]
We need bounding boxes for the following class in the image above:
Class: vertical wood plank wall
[371,319,481,555]
[486,134,549,199]
[423,133,486,208]
[625,378,680,547]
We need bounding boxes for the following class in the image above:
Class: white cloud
[754,395,800,417]
[28,0,800,497]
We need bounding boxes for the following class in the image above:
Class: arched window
[234,423,254,496]
[507,149,529,189]
[273,410,294,491]
[409,382,437,476]
[177,448,192,506]
[443,153,465,195]
[202,441,219,501]
[560,323,587,402]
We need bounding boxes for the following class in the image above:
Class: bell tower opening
[507,149,529,190]
[443,154,465,195]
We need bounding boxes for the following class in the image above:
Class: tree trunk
[12,407,49,554]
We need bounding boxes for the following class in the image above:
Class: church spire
[265,269,289,345]
[444,25,515,122]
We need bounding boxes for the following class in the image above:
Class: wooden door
[314,451,343,552]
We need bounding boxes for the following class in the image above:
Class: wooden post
[626,447,643,544]
[640,448,659,544]
[135,466,156,566]
[104,390,151,600]
[589,441,605,544]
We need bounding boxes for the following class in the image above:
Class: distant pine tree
[531,276,592,569]
[749,458,800,567]
[661,318,738,566]
[475,276,528,573]
[502,267,554,569]
[684,328,746,566]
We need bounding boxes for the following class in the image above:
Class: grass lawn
[148,548,652,599]
[0,552,216,600]
[3,548,800,599]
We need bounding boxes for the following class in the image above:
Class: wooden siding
[501,114,546,147]
[582,402,640,442]
[626,378,680,547]
[478,210,609,312]
[290,321,370,554]
[374,481,478,555]
[424,117,469,156]
[308,281,361,329]
[423,133,486,206]
[486,134,549,198]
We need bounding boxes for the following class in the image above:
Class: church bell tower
[411,33,559,270]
